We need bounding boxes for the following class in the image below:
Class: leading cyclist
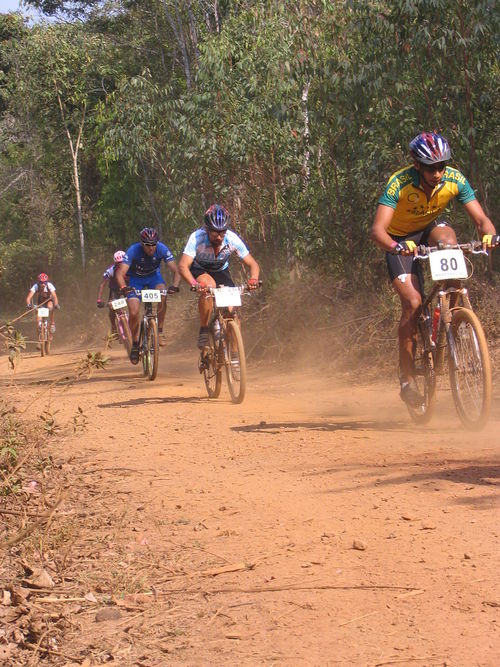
[26,273,60,335]
[178,204,260,349]
[115,227,181,364]
[371,132,498,407]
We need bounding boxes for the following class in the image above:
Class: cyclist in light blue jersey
[179,204,260,349]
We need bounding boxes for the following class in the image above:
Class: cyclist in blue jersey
[96,250,127,336]
[371,132,498,407]
[178,204,260,349]
[115,228,181,364]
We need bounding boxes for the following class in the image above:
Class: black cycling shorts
[191,266,235,287]
[385,219,451,282]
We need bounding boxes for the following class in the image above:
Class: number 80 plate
[429,249,468,281]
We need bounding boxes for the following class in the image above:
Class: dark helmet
[38,273,49,283]
[204,204,230,232]
[409,132,451,165]
[140,227,159,245]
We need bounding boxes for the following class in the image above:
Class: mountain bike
[36,305,51,357]
[137,288,165,381]
[197,284,260,404]
[108,296,132,355]
[405,241,492,431]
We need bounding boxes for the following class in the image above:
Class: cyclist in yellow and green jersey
[371,132,498,407]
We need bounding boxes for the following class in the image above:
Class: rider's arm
[166,259,182,288]
[97,277,108,301]
[463,200,496,237]
[51,288,59,307]
[115,262,130,290]
[26,288,35,307]
[178,253,198,287]
[242,253,260,281]
[370,204,400,252]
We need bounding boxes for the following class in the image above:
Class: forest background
[0,0,499,359]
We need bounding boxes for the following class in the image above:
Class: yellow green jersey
[378,165,476,236]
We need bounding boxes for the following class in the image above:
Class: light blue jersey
[183,229,249,272]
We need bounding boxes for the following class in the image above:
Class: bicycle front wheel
[39,322,48,357]
[145,318,159,381]
[406,321,436,425]
[448,307,491,431]
[224,320,247,404]
[202,330,222,398]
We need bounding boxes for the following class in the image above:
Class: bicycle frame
[136,288,166,381]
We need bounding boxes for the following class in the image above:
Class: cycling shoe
[400,380,424,408]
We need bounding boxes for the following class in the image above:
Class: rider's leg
[392,273,424,405]
[127,297,141,341]
[108,307,117,333]
[196,273,216,348]
[427,223,457,247]
[47,302,55,334]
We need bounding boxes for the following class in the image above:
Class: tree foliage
[0,0,498,307]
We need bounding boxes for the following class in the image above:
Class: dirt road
[2,341,499,666]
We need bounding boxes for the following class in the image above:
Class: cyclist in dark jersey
[178,204,260,349]
[371,132,498,407]
[115,227,181,364]
[97,250,127,335]
[26,272,60,334]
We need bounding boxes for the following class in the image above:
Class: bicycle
[405,240,492,431]
[36,305,51,357]
[196,283,260,404]
[108,296,132,354]
[136,288,166,381]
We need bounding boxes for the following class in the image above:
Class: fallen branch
[0,491,66,549]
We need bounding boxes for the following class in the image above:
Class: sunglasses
[420,162,447,172]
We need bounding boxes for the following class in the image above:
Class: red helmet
[140,227,159,245]
[38,273,49,283]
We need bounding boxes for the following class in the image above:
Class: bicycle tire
[146,318,159,381]
[406,320,436,425]
[448,307,491,431]
[39,322,47,357]
[224,319,247,404]
[202,329,222,398]
[140,322,149,377]
[44,336,51,356]
[118,313,133,355]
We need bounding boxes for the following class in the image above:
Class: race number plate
[111,298,128,310]
[141,289,161,303]
[213,287,242,308]
[429,249,467,281]
[37,307,50,317]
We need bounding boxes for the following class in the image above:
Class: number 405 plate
[429,249,468,281]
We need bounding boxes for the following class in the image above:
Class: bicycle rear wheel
[406,321,436,425]
[145,318,159,381]
[224,320,247,404]
[448,307,491,431]
[201,329,222,398]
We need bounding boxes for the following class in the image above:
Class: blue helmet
[409,132,451,165]
[204,204,230,232]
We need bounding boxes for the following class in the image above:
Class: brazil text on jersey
[379,165,476,236]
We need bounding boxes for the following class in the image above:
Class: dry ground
[1,329,499,666]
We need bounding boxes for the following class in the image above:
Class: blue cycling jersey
[123,242,174,277]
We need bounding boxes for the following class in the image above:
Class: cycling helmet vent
[140,227,159,245]
[409,132,451,164]
[38,273,49,283]
[113,250,126,263]
[204,204,230,232]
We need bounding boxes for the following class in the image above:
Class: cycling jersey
[123,242,174,277]
[378,165,476,236]
[30,282,56,304]
[103,265,120,290]
[183,228,249,272]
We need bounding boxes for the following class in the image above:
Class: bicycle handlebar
[411,241,488,260]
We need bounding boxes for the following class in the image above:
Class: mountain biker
[97,250,127,336]
[115,227,181,364]
[178,204,260,349]
[26,273,60,334]
[371,131,498,407]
